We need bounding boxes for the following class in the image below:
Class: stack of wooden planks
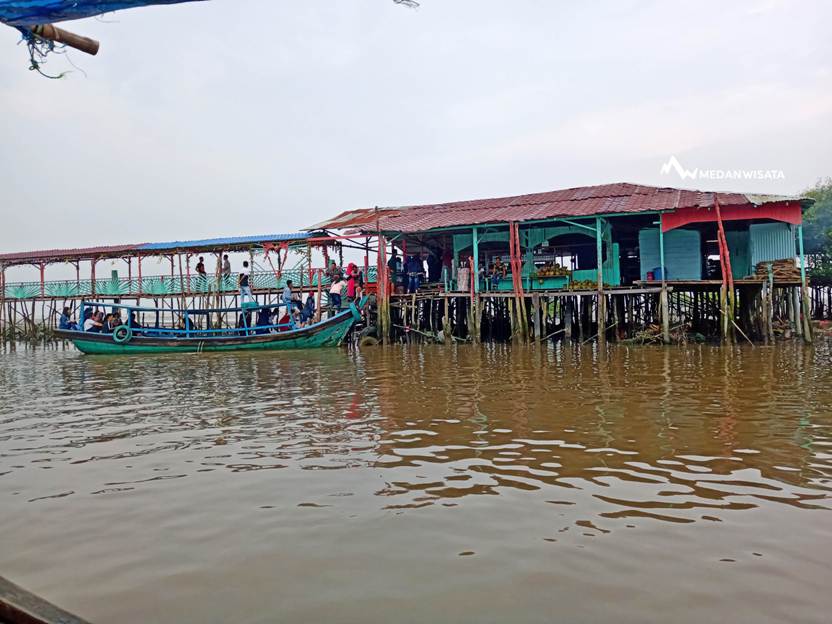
[754,258,801,281]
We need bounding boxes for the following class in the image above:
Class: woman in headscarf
[346,262,361,301]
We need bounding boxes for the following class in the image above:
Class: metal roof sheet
[308,183,809,234]
[0,233,311,267]
[138,233,310,251]
[0,244,142,265]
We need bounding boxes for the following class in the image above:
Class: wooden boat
[0,575,90,624]
[55,299,365,355]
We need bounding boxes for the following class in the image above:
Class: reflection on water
[1,342,831,623]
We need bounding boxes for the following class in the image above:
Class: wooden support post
[315,269,323,323]
[659,217,670,344]
[595,217,606,346]
[793,287,803,337]
[91,258,97,299]
[798,224,813,343]
[564,297,573,340]
[185,254,191,293]
[177,253,187,312]
[532,293,541,342]
[39,262,45,299]
[443,295,451,342]
[0,264,5,340]
[472,226,480,294]
[137,255,143,297]
[471,294,480,344]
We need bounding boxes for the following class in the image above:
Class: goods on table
[753,258,802,281]
[532,263,570,278]
[569,279,609,291]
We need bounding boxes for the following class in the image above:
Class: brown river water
[1,342,831,623]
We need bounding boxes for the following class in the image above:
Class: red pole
[39,262,45,299]
[714,197,735,294]
[186,254,191,292]
[364,236,369,283]
[137,255,143,297]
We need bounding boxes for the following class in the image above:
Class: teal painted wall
[725,230,751,279]
[639,228,702,280]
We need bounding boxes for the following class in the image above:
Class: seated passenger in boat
[291,307,306,328]
[108,313,123,332]
[100,313,114,333]
[84,312,104,333]
[59,307,78,330]
[301,294,316,323]
[255,306,272,334]
[236,310,252,329]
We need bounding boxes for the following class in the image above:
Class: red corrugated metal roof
[309,183,807,234]
[0,244,143,265]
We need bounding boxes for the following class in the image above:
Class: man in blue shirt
[59,307,78,330]
[283,279,302,312]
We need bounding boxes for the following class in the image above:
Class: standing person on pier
[329,278,344,310]
[222,254,232,278]
[325,259,343,283]
[406,254,423,293]
[346,263,361,302]
[441,247,453,291]
[283,279,302,312]
[239,261,253,304]
[387,249,403,293]
[195,256,207,279]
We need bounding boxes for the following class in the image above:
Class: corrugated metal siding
[749,222,795,267]
[639,228,702,280]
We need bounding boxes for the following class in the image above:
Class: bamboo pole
[29,23,99,56]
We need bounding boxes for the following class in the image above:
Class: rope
[17,28,69,79]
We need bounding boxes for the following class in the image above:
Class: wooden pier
[1,183,826,347]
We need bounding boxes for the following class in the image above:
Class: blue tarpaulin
[0,1,200,26]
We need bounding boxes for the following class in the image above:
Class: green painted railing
[3,267,378,300]
[5,267,376,299]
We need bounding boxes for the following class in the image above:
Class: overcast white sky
[1,0,830,257]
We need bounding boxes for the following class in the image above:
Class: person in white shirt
[329,279,345,310]
[84,312,103,333]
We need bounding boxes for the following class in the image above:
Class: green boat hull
[57,307,360,355]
